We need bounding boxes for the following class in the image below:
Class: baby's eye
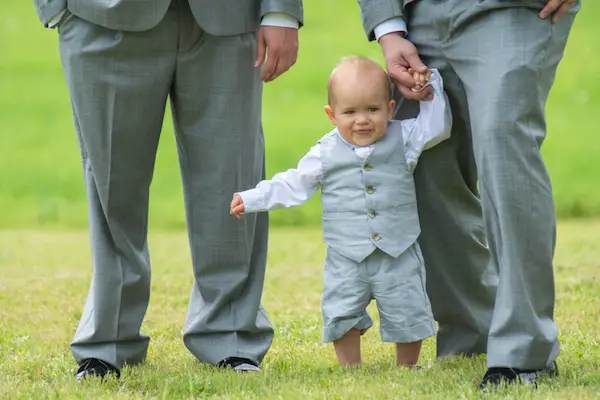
[368,108,379,112]
[343,110,355,115]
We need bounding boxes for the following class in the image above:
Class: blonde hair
[327,55,392,106]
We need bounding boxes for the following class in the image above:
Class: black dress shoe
[217,357,260,372]
[480,361,558,390]
[75,358,121,380]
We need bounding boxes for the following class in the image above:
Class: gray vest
[319,121,421,263]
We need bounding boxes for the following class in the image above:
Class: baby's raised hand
[230,194,246,220]
[408,68,431,91]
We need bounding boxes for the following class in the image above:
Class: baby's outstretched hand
[230,194,245,220]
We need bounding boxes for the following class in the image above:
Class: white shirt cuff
[261,12,299,29]
[48,10,66,28]
[374,18,407,41]
[235,190,265,213]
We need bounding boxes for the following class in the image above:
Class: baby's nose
[356,114,369,123]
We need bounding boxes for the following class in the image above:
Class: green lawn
[0,2,599,229]
[0,220,599,399]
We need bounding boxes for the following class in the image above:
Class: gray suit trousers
[59,0,273,368]
[395,0,578,369]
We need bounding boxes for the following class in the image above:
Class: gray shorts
[321,244,436,343]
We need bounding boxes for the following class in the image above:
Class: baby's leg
[322,247,372,367]
[333,328,362,366]
[370,247,436,366]
[396,341,423,367]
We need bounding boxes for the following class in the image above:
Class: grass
[0,2,600,229]
[1,3,599,396]
[0,220,599,399]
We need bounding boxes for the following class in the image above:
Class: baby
[230,56,451,367]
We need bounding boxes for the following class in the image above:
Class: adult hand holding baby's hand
[230,194,245,220]
[379,33,433,101]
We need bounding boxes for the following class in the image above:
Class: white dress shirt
[238,71,451,213]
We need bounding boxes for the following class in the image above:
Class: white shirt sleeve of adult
[47,10,66,28]
[401,69,453,173]
[261,12,299,29]
[374,18,408,41]
[236,144,322,213]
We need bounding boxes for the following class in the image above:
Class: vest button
[366,186,375,194]
[368,210,377,218]
[364,164,373,171]
[371,233,381,241]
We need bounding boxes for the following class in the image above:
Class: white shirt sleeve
[48,10,66,28]
[261,13,299,29]
[374,18,408,41]
[401,69,453,173]
[236,144,322,213]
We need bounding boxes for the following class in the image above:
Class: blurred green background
[0,2,598,230]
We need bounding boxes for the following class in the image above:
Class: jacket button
[368,210,377,218]
[364,164,373,171]
[371,233,381,241]
[366,186,375,194]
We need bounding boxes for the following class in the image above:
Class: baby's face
[325,79,395,147]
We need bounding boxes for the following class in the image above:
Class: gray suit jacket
[358,0,559,41]
[357,0,413,41]
[34,0,303,34]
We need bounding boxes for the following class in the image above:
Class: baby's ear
[324,105,336,125]
[387,99,396,120]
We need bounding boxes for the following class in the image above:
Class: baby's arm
[229,144,322,218]
[401,69,453,172]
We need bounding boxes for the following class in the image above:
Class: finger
[261,49,279,81]
[404,50,428,74]
[269,57,289,82]
[425,70,431,82]
[398,84,431,101]
[232,204,245,215]
[390,68,417,89]
[540,0,560,19]
[266,57,284,82]
[280,61,294,79]
[255,31,267,68]
[552,1,573,23]
[290,46,299,68]
[272,50,295,81]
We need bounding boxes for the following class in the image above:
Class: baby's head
[325,56,395,147]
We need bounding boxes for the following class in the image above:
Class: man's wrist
[378,31,407,46]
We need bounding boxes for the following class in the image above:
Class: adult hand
[255,26,299,82]
[379,32,433,101]
[230,194,246,220]
[540,0,577,24]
